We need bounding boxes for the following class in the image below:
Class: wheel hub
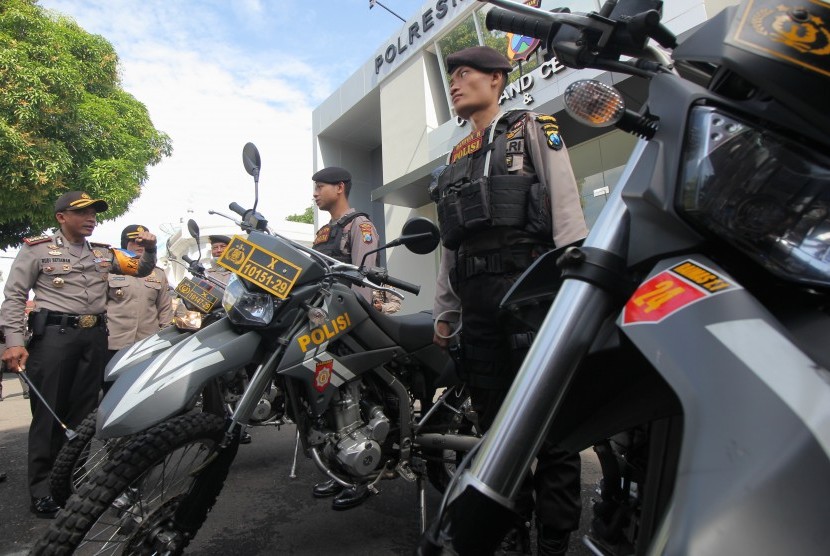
[124,495,189,555]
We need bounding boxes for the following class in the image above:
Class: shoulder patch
[23,235,51,246]
[359,222,374,244]
[90,241,111,248]
[535,114,563,150]
[314,225,331,246]
[505,116,526,140]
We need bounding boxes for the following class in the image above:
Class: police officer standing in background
[311,166,379,303]
[310,166,380,509]
[431,47,588,555]
[106,225,173,363]
[206,235,232,286]
[0,191,157,518]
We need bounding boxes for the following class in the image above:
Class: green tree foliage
[437,9,541,88]
[0,0,172,248]
[285,206,314,224]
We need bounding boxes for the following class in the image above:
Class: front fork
[223,315,308,440]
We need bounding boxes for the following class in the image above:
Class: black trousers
[26,325,107,498]
[457,272,582,533]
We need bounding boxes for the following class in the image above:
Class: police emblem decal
[314,359,334,392]
[729,0,830,77]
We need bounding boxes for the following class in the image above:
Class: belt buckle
[78,314,97,328]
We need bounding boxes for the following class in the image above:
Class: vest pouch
[457,176,492,233]
[489,175,534,228]
[525,181,554,237]
[437,186,465,249]
[436,156,477,250]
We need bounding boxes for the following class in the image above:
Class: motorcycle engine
[321,381,390,477]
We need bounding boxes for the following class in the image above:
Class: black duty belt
[45,312,106,329]
[455,246,538,282]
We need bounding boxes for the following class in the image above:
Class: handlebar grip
[485,7,552,41]
[383,275,421,296]
[229,202,247,217]
[182,255,194,264]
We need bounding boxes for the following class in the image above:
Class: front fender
[98,318,261,438]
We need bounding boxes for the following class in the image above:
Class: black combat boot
[536,521,571,556]
[331,484,370,510]
[312,478,343,498]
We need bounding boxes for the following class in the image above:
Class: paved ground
[1,372,600,555]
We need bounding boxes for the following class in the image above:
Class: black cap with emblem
[446,46,512,74]
[54,191,109,213]
[311,167,351,184]
[208,235,231,245]
[121,224,149,249]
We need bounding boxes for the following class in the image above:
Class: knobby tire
[33,412,229,556]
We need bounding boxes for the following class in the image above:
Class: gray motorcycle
[34,143,477,555]
[421,0,830,555]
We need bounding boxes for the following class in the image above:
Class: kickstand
[417,475,427,533]
[289,426,300,479]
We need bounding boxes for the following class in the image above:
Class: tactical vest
[313,211,369,263]
[431,110,553,251]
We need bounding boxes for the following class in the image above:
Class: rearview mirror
[186,219,200,240]
[242,142,261,181]
[399,217,440,255]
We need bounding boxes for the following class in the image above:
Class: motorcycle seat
[356,295,435,352]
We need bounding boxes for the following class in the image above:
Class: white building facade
[312,0,737,313]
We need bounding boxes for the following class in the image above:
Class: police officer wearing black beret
[431,46,588,554]
[311,167,379,299]
[0,191,157,517]
[309,166,381,509]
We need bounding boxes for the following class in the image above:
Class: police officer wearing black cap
[311,166,379,302]
[431,46,588,554]
[106,225,173,363]
[206,235,232,286]
[0,191,157,517]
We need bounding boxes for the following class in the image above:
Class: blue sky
[33,0,429,244]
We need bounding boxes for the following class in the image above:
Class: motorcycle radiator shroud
[97,318,261,438]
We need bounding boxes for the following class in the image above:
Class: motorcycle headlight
[222,274,275,327]
[678,106,830,288]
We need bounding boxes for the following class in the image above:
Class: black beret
[208,235,231,245]
[121,224,149,249]
[446,46,512,74]
[54,191,108,213]
[312,166,351,184]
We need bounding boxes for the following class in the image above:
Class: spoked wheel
[425,387,479,493]
[50,409,128,507]
[34,412,236,556]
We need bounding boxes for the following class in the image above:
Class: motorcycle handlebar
[229,202,247,217]
[381,274,421,296]
[485,7,552,41]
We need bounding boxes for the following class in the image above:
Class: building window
[568,129,637,228]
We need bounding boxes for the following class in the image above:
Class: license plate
[175,277,220,313]
[216,236,302,299]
